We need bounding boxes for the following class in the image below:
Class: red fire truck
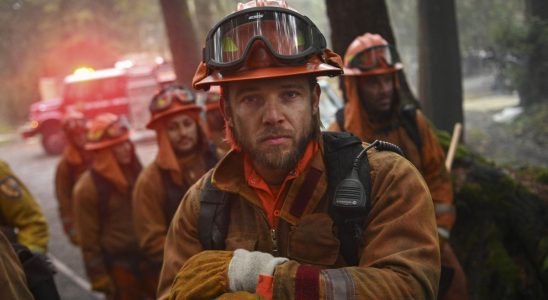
[22,62,174,155]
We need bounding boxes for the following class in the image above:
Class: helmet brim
[146,105,203,129]
[343,63,403,77]
[85,133,130,151]
[194,62,342,90]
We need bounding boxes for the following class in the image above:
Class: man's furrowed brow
[232,85,260,97]
[279,83,307,91]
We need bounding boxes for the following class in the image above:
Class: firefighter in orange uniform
[204,85,231,157]
[73,113,153,299]
[157,1,440,299]
[55,111,90,245]
[328,32,467,300]
[132,84,218,292]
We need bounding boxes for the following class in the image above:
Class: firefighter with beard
[55,111,91,245]
[157,1,440,299]
[132,84,218,293]
[73,113,154,299]
[204,85,231,157]
[328,33,467,300]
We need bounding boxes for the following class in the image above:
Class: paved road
[0,136,157,300]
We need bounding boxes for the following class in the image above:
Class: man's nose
[262,99,284,125]
[177,124,188,136]
[381,77,392,92]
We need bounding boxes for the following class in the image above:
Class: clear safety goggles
[204,7,327,71]
[87,117,130,142]
[149,85,196,113]
[348,45,397,71]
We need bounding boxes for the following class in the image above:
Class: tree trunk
[192,0,213,42]
[159,0,200,86]
[324,0,418,106]
[520,0,548,106]
[418,0,464,133]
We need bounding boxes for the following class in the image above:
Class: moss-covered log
[437,130,548,299]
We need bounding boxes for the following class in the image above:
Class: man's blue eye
[284,91,300,99]
[242,96,257,103]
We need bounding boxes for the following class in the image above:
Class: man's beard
[173,144,198,157]
[173,137,199,157]
[232,117,315,172]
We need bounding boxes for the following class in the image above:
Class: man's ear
[312,82,321,116]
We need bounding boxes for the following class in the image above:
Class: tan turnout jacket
[159,138,441,299]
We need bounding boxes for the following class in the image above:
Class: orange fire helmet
[192,0,343,90]
[85,113,130,151]
[343,33,403,77]
[61,111,87,135]
[146,84,202,129]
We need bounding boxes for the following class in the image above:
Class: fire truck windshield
[64,76,126,105]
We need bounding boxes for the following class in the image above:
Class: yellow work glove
[91,274,116,296]
[169,250,233,300]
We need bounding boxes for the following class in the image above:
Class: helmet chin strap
[393,72,400,90]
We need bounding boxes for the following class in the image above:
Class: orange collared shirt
[243,141,319,227]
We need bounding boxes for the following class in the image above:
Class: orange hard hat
[146,84,202,129]
[85,113,130,151]
[192,0,342,90]
[343,33,403,76]
[61,111,87,134]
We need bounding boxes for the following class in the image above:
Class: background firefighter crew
[328,32,467,300]
[132,84,218,290]
[158,1,441,299]
[73,113,154,299]
[55,111,91,245]
[0,159,49,254]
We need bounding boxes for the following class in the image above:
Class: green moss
[539,237,548,271]
[486,238,520,292]
[435,129,469,161]
[536,168,548,184]
[512,102,548,146]
[460,182,483,202]
[460,170,518,210]
[514,165,548,184]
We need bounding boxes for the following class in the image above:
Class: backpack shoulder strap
[90,170,112,230]
[205,141,219,170]
[322,131,371,266]
[198,173,230,250]
[322,131,367,194]
[400,104,422,154]
[335,108,345,131]
[158,167,188,224]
